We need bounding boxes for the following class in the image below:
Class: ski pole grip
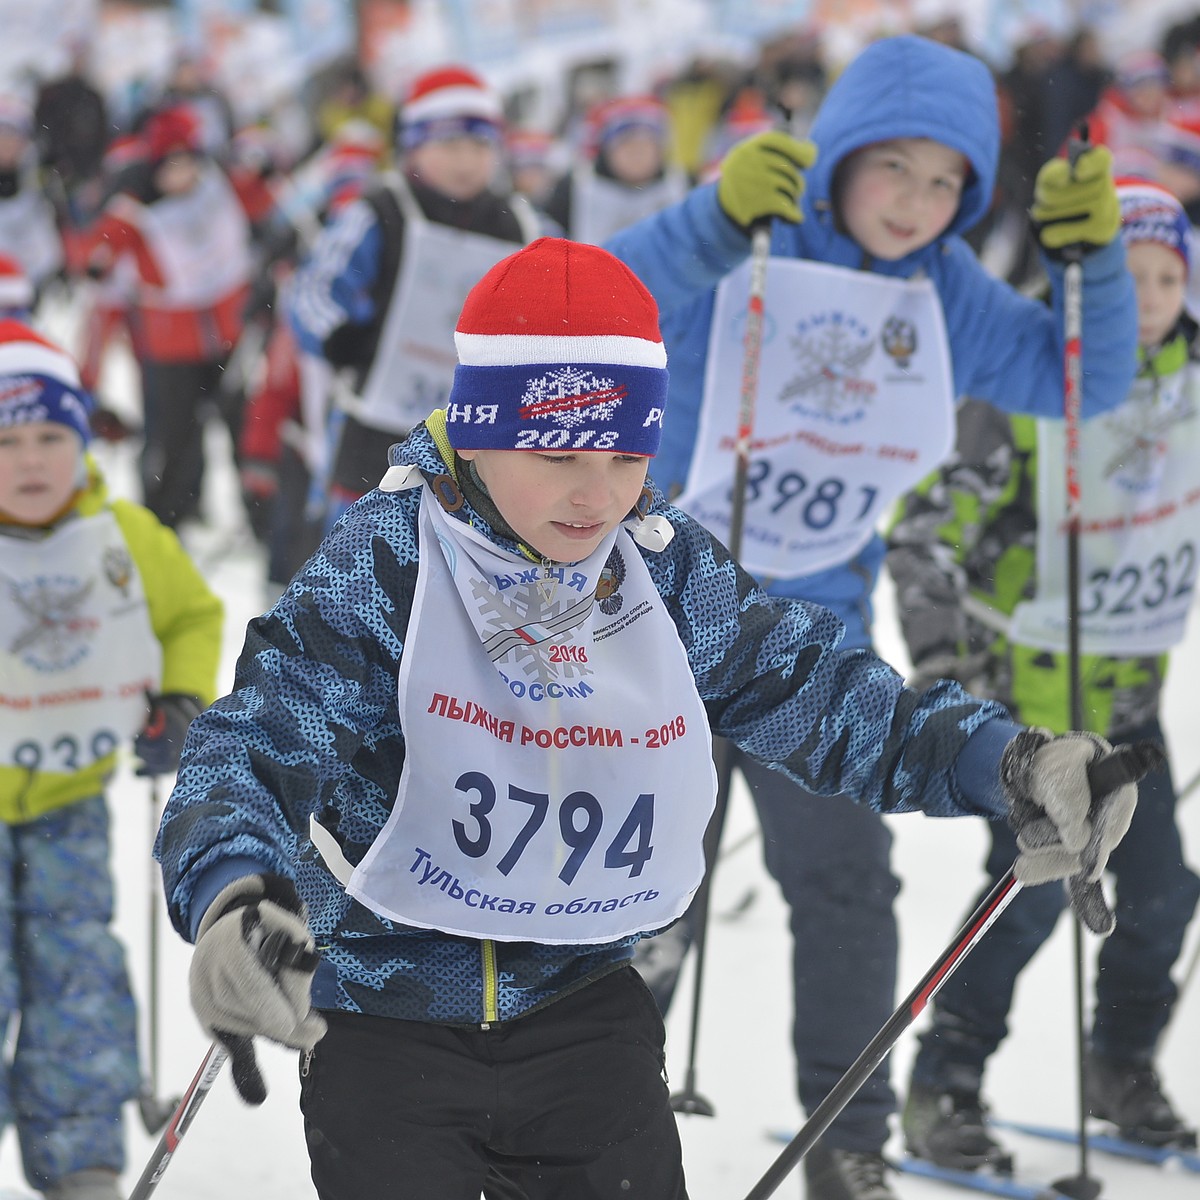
[1087,739,1165,797]
[1066,121,1090,173]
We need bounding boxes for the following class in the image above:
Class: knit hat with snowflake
[1117,178,1191,276]
[445,237,669,457]
[0,320,93,444]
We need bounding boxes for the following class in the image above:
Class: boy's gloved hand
[189,874,327,1105]
[717,131,817,232]
[134,693,204,777]
[1000,728,1137,935]
[1030,144,1120,257]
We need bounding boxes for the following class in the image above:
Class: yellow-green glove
[717,131,817,232]
[1030,144,1120,258]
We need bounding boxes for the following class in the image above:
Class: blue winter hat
[0,320,93,444]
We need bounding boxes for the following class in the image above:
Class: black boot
[1085,1051,1197,1147]
[803,1142,896,1200]
[903,1082,1014,1173]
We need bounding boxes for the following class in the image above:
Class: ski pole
[127,926,309,1199]
[138,777,181,1135]
[128,1040,228,1200]
[670,218,772,1119]
[1056,124,1102,1200]
[742,742,1160,1200]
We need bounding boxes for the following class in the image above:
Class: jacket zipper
[481,939,498,1028]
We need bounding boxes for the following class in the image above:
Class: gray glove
[1000,728,1138,934]
[190,874,327,1104]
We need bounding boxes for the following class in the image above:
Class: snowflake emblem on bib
[1102,382,1196,493]
[778,311,877,423]
[519,367,624,428]
[8,575,97,670]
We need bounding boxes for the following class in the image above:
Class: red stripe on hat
[455,237,664,344]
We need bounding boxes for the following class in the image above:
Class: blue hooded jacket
[606,34,1137,649]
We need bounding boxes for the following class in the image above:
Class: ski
[766,1133,1060,1199]
[895,1155,1066,1199]
[992,1118,1200,1173]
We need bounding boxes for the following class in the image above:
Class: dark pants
[139,358,241,527]
[911,719,1200,1087]
[299,966,689,1200]
[636,743,900,1154]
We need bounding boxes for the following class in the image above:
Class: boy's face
[0,421,81,524]
[458,448,649,563]
[838,138,968,261]
[408,136,499,201]
[1126,240,1188,349]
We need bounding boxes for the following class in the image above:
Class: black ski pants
[299,965,689,1199]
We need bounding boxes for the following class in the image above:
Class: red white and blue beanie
[584,95,670,158]
[446,237,669,457]
[399,66,504,152]
[1117,178,1191,276]
[0,320,92,444]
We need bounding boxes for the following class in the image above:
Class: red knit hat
[446,238,668,456]
[399,65,503,150]
[143,105,202,163]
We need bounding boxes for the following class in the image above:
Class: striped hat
[399,66,504,151]
[445,238,668,456]
[1117,178,1191,275]
[0,320,92,444]
[584,95,670,158]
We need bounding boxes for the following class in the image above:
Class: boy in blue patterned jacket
[603,32,1139,1197]
[158,238,1137,1200]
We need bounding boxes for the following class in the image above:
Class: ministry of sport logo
[778,310,877,423]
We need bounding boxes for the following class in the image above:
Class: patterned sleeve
[643,503,1013,819]
[155,488,418,937]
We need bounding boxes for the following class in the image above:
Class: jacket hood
[805,34,998,241]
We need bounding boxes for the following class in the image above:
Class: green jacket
[0,458,223,822]
[886,328,1196,737]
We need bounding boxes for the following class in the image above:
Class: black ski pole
[127,926,310,1200]
[670,218,772,1118]
[741,742,1160,1200]
[1055,124,1102,1200]
[138,777,182,1134]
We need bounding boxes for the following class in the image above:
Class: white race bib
[347,488,716,943]
[1011,370,1200,655]
[1,511,162,774]
[352,177,530,434]
[679,257,955,577]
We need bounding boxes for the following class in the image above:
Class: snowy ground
[2,298,1195,1198]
